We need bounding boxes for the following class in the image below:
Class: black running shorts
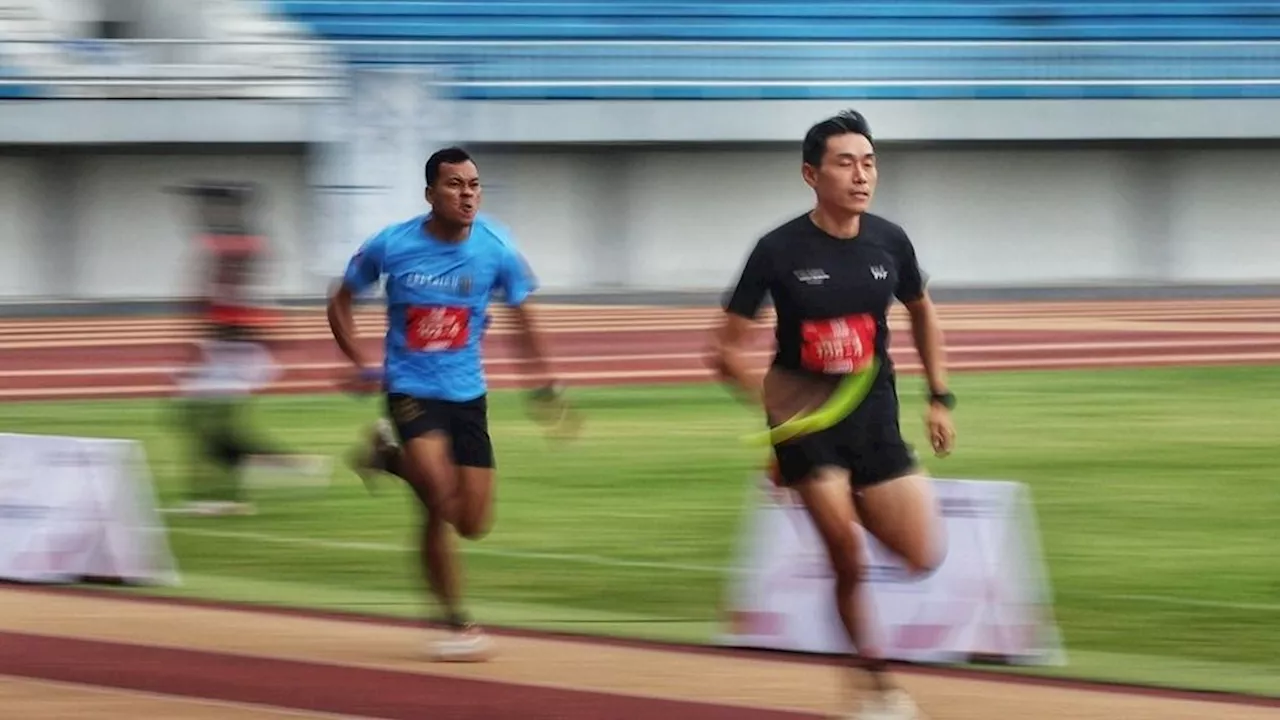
[770,383,918,490]
[385,393,495,469]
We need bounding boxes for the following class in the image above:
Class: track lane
[0,299,1277,401]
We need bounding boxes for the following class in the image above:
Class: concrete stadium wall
[470,144,1279,293]
[0,142,1276,301]
[0,157,48,297]
[0,148,314,300]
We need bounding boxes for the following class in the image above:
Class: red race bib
[800,313,877,374]
[405,306,471,351]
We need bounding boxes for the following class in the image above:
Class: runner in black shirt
[708,110,955,720]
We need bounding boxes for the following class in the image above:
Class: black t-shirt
[722,212,927,386]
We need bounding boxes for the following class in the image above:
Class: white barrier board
[0,433,180,586]
[718,475,1065,666]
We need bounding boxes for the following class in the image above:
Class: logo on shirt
[405,271,474,297]
[870,265,888,280]
[794,268,829,285]
[390,395,424,425]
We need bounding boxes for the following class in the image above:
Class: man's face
[802,132,877,215]
[425,160,481,225]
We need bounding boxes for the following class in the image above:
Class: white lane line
[5,351,1280,399]
[171,527,728,574]
[169,528,1280,613]
[6,337,1280,379]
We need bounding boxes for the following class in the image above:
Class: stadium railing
[0,38,344,99]
[327,39,1280,99]
[269,0,1280,41]
[1,38,1278,101]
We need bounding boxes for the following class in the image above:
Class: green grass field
[4,365,1279,697]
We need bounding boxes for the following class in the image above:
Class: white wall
[1167,150,1280,283]
[68,151,310,299]
[1,143,1277,302]
[32,0,99,37]
[882,148,1141,286]
[476,144,1276,291]
[472,146,1154,291]
[32,0,208,38]
[463,151,609,290]
[0,157,46,297]
[621,149,814,289]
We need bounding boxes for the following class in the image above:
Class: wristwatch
[529,380,565,403]
[928,389,956,409]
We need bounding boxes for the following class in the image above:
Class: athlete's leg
[417,395,498,661]
[830,472,943,720]
[838,407,944,719]
[448,395,497,540]
[386,394,491,662]
[399,431,466,619]
[765,366,880,669]
[788,466,876,667]
[855,472,945,576]
[453,466,495,539]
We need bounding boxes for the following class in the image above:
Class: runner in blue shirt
[326,147,569,662]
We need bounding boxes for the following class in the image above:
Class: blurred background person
[168,182,329,516]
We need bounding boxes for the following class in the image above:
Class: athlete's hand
[526,380,568,423]
[526,380,583,441]
[926,404,955,457]
[338,365,383,396]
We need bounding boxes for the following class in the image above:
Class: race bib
[405,306,471,351]
[800,313,877,374]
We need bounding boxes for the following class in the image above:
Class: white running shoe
[348,419,400,493]
[428,625,494,663]
[843,689,924,720]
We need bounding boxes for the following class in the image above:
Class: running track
[2,297,1280,400]
[2,298,1279,718]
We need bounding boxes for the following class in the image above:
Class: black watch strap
[530,381,564,402]
[928,390,956,409]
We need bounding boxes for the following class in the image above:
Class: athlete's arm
[326,281,371,369]
[893,230,949,396]
[895,230,955,456]
[903,291,949,397]
[507,302,556,389]
[708,313,763,405]
[708,239,772,405]
[496,242,558,391]
[327,231,387,388]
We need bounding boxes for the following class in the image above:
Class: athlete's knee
[900,528,947,579]
[454,514,491,540]
[453,497,493,539]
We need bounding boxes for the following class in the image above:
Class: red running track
[2,299,1279,400]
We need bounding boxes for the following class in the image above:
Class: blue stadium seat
[268,0,1280,99]
[0,63,39,99]
[272,1,1280,41]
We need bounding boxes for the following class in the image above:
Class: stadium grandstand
[270,0,1280,100]
[1,1,1279,100]
[2,1,1279,299]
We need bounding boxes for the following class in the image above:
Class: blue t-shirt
[341,212,538,402]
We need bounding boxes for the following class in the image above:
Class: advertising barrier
[718,474,1065,666]
[0,433,180,586]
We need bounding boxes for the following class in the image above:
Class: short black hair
[802,109,873,167]
[425,146,474,186]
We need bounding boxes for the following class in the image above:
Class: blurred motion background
[2,0,1279,298]
[1,0,1278,708]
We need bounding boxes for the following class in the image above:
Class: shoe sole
[429,638,494,663]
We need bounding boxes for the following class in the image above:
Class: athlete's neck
[809,206,861,240]
[424,215,470,243]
